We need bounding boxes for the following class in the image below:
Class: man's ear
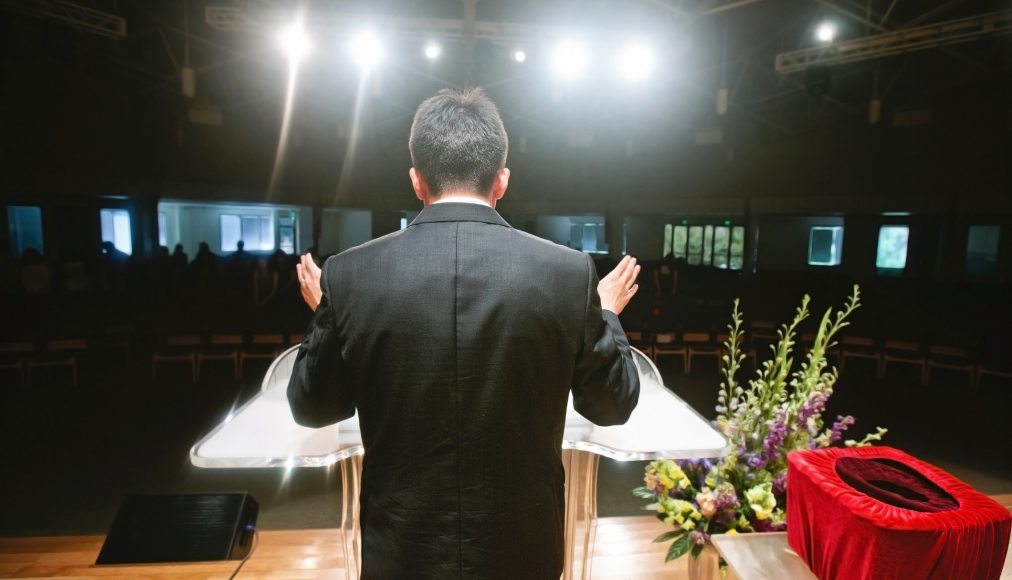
[409,168,430,204]
[490,167,510,206]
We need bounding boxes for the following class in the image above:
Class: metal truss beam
[775,10,1012,74]
[205,5,548,45]
[2,0,126,39]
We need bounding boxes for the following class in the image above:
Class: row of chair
[833,336,1008,390]
[625,329,1010,391]
[0,333,307,389]
[0,339,86,390]
[151,333,304,381]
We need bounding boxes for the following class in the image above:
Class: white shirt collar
[432,195,492,207]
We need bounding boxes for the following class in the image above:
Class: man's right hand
[598,255,640,315]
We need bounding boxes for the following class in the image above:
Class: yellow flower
[745,483,777,521]
[680,519,696,531]
[725,529,739,535]
[678,477,691,490]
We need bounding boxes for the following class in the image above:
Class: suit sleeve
[287,259,356,428]
[571,253,640,426]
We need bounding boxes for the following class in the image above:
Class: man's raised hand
[598,255,640,315]
[297,253,323,311]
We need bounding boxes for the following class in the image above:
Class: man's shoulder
[323,229,406,267]
[506,228,591,266]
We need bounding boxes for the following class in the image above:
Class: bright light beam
[267,21,305,197]
[551,40,589,80]
[616,43,656,83]
[424,42,441,60]
[350,30,384,70]
[278,22,311,62]
[512,49,527,63]
[815,21,837,43]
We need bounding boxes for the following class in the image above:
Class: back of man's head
[409,87,508,197]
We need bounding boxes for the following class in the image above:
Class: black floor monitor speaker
[96,492,258,565]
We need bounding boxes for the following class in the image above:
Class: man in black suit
[288,88,640,579]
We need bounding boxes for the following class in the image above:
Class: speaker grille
[96,492,258,564]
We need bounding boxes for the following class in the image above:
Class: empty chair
[152,335,200,382]
[652,332,686,370]
[28,339,86,388]
[685,332,721,375]
[624,331,653,358]
[198,334,243,379]
[0,342,35,391]
[839,336,880,376]
[974,344,1012,391]
[880,340,927,384]
[240,334,285,378]
[748,320,779,363]
[926,345,974,387]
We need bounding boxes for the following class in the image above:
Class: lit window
[687,226,703,266]
[100,209,132,255]
[729,226,745,270]
[809,226,844,266]
[7,206,44,257]
[702,225,714,266]
[673,225,687,259]
[220,214,274,252]
[876,225,909,270]
[158,212,167,248]
[713,226,730,269]
[966,225,1000,277]
[662,224,673,257]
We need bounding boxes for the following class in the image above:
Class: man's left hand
[297,253,323,311]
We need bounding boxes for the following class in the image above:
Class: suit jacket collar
[409,202,511,228]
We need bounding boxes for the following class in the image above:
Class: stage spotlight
[278,22,311,62]
[424,42,441,60]
[815,21,837,43]
[512,49,527,63]
[350,30,384,70]
[616,43,655,82]
[551,40,589,80]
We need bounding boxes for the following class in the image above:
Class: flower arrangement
[634,286,887,562]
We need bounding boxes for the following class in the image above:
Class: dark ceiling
[1,0,1010,205]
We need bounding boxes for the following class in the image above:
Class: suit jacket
[288,202,640,579]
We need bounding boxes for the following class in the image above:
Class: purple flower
[772,473,787,497]
[714,484,740,511]
[688,530,710,547]
[829,415,855,444]
[763,413,789,459]
[746,452,766,469]
[797,388,829,433]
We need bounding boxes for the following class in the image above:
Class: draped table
[191,346,729,579]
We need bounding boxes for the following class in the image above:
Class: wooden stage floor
[3,502,1011,579]
[0,515,689,579]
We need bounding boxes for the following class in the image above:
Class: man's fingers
[618,261,639,286]
[605,255,631,281]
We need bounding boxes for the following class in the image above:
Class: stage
[0,516,687,579]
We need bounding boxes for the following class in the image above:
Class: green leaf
[653,530,685,543]
[665,535,692,562]
[633,487,656,500]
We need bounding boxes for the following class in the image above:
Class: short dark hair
[409,87,508,196]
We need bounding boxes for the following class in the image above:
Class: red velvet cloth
[787,447,1011,580]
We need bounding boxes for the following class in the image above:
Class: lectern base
[333,449,601,580]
